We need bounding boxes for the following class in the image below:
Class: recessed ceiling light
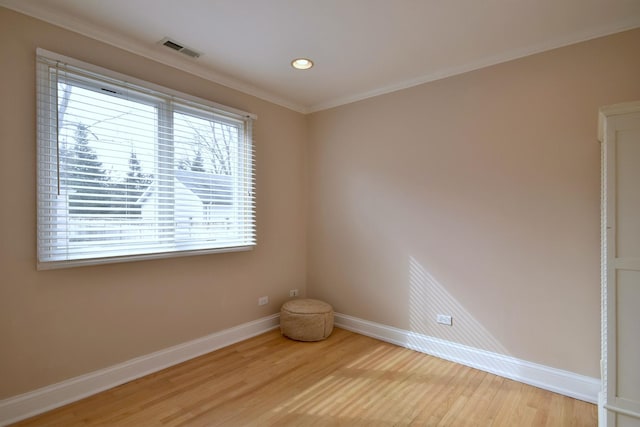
[291,58,314,70]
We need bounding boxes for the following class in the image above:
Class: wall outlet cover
[437,314,453,326]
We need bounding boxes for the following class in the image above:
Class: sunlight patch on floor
[271,342,455,424]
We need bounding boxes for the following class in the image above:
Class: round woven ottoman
[280,299,334,341]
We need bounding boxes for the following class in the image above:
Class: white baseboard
[1,312,601,426]
[0,314,280,426]
[334,313,601,404]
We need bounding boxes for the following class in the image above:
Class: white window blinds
[36,49,256,269]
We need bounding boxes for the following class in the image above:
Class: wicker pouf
[280,299,334,341]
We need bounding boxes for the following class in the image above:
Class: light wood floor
[14,328,597,426]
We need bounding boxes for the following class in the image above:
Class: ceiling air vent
[159,37,202,59]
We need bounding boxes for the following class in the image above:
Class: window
[36,49,256,269]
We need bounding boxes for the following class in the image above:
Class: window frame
[36,48,256,270]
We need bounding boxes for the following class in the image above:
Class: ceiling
[2,0,640,113]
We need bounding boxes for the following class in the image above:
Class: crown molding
[307,18,640,113]
[2,0,638,115]
[0,1,310,114]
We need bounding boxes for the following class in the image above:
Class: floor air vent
[159,37,201,58]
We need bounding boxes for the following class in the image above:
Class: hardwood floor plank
[12,328,597,426]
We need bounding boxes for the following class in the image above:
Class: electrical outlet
[289,289,299,297]
[437,314,453,326]
[258,296,269,306]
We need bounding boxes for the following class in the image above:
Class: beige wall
[2,4,640,402]
[0,8,308,399]
[307,29,640,377]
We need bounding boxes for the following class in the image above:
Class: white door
[600,102,640,427]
